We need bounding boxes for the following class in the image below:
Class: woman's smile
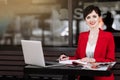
[85,10,100,28]
[89,21,96,25]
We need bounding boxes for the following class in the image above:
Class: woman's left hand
[80,57,96,63]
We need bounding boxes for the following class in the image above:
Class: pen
[56,58,60,61]
[57,55,68,61]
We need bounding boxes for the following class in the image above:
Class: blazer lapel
[94,29,103,57]
[82,32,89,57]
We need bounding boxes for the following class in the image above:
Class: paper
[82,63,109,71]
[59,60,116,71]
[59,59,87,65]
[82,62,116,71]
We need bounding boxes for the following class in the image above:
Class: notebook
[21,40,63,67]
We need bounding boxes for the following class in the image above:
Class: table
[24,63,113,80]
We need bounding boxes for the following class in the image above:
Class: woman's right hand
[80,57,96,63]
[58,54,69,61]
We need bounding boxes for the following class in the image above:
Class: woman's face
[85,10,100,28]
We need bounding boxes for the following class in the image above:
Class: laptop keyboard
[45,61,58,66]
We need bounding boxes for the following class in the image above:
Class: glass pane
[72,0,84,45]
[72,0,120,51]
[72,0,120,46]
[0,0,69,46]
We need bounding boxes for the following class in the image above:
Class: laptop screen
[21,40,46,67]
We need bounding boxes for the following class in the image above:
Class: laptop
[21,40,63,67]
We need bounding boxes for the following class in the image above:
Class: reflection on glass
[0,0,69,46]
[72,1,120,47]
[0,0,119,47]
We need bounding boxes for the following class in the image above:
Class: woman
[59,5,115,80]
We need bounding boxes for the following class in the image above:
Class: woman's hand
[80,57,96,63]
[58,54,69,61]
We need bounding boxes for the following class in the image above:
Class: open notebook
[21,40,63,67]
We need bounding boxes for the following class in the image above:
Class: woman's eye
[93,15,97,18]
[86,16,90,19]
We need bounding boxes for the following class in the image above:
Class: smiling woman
[59,5,115,80]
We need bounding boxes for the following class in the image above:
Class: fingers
[81,57,96,63]
[58,54,69,61]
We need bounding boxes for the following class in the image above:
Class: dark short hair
[83,5,101,19]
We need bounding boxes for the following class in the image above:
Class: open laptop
[21,40,63,67]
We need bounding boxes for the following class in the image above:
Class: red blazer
[70,29,115,62]
[70,29,115,80]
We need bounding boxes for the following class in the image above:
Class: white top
[86,42,96,58]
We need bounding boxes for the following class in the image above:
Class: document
[59,59,87,65]
[82,62,116,71]
[59,60,116,71]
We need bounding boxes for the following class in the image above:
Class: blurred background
[0,0,119,50]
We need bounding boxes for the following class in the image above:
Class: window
[0,0,120,49]
[0,0,69,46]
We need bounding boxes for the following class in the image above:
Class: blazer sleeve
[69,33,81,60]
[95,33,115,62]
[69,32,86,60]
